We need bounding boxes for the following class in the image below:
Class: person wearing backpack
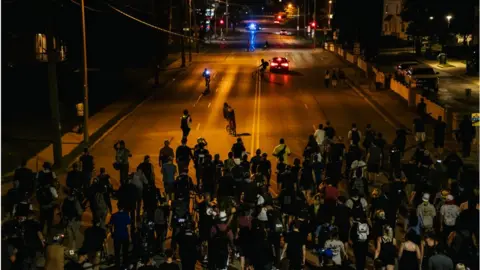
[349,215,370,270]
[350,168,369,198]
[346,189,368,222]
[417,193,436,232]
[273,138,291,164]
[36,162,57,187]
[62,190,83,250]
[36,183,58,234]
[348,123,362,146]
[174,168,193,203]
[209,217,234,270]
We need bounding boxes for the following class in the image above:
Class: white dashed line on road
[208,102,211,108]
[312,124,316,131]
[196,123,201,130]
[304,103,308,109]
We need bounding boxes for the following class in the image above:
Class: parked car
[395,62,418,77]
[279,29,288,35]
[405,65,439,92]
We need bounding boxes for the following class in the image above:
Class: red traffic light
[220,19,224,24]
[277,15,281,19]
[311,22,316,27]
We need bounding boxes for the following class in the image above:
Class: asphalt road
[39,31,402,268]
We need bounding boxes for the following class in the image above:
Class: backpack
[352,178,365,197]
[350,198,366,220]
[36,186,54,207]
[154,207,166,225]
[212,225,230,256]
[356,222,369,242]
[62,199,80,221]
[275,145,287,158]
[231,165,244,181]
[351,130,360,145]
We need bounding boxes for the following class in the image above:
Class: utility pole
[225,0,228,35]
[80,0,89,146]
[297,4,300,36]
[192,0,199,53]
[304,0,307,36]
[213,8,217,38]
[180,0,186,67]
[152,0,160,85]
[313,0,316,49]
[168,0,173,45]
[188,0,192,62]
[46,1,63,168]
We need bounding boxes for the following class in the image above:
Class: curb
[1,63,192,185]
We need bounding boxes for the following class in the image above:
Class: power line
[70,0,103,12]
[107,3,202,41]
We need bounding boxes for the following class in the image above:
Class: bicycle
[226,121,236,136]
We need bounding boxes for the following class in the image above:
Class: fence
[372,67,386,87]
[345,52,357,64]
[357,57,368,74]
[390,78,410,101]
[415,94,446,121]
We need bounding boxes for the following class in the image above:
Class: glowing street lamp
[288,3,292,8]
[446,15,452,28]
[329,14,333,19]
[429,16,434,20]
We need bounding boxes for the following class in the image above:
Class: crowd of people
[2,107,479,270]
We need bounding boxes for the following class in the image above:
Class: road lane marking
[313,124,316,131]
[196,123,200,131]
[256,72,261,151]
[304,103,308,109]
[208,102,211,108]
[193,94,203,107]
[250,72,260,155]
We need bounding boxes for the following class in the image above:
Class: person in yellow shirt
[272,138,291,164]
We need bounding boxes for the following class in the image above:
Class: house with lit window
[382,0,408,39]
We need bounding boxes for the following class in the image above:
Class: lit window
[35,33,67,62]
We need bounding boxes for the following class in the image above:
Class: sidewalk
[341,65,479,170]
[420,58,480,86]
[1,55,190,191]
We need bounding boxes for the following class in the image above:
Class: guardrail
[345,52,357,64]
[357,57,368,74]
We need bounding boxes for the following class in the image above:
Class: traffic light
[311,22,316,27]
[220,19,224,24]
[277,15,281,20]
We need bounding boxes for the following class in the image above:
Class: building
[382,0,407,39]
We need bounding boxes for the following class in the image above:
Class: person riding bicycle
[202,68,211,87]
[223,103,236,135]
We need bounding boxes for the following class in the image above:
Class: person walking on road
[273,138,291,164]
[109,203,132,268]
[79,148,94,193]
[314,124,326,146]
[14,159,34,196]
[331,70,338,88]
[114,140,132,186]
[413,116,426,143]
[180,109,192,139]
[162,156,177,202]
[324,70,331,88]
[348,123,362,146]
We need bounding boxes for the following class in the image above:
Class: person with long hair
[398,230,422,270]
[420,232,438,270]
[374,225,397,270]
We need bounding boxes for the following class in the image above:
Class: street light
[446,15,452,28]
[329,14,333,19]
[288,3,293,8]
[429,16,434,20]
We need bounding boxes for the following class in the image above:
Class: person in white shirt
[314,124,326,145]
[323,229,347,266]
[350,157,367,179]
[440,195,460,237]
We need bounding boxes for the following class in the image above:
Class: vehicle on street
[395,62,418,77]
[270,57,289,73]
[279,29,288,35]
[245,23,261,31]
[405,65,439,92]
[273,20,280,24]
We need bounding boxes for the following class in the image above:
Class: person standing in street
[162,156,177,202]
[14,159,34,196]
[324,70,331,88]
[314,124,326,146]
[62,190,83,250]
[137,155,155,187]
[76,101,84,134]
[180,109,192,139]
[176,138,194,173]
[114,140,132,186]
[273,138,291,164]
[413,116,426,143]
[159,139,174,167]
[434,116,447,155]
[79,148,94,194]
[331,70,338,88]
[459,115,475,158]
[109,203,132,268]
